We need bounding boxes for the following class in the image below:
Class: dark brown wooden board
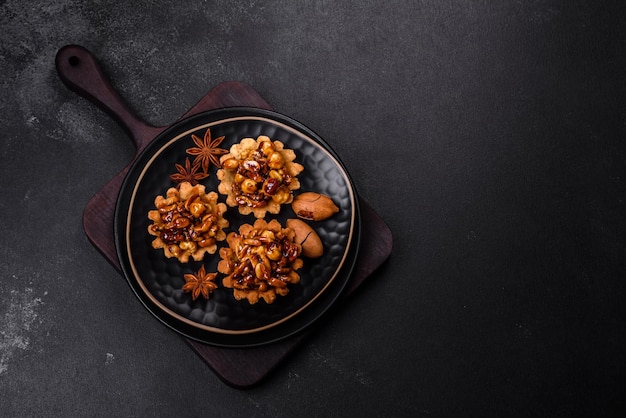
[55,45,393,388]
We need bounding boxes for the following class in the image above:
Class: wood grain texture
[56,45,392,388]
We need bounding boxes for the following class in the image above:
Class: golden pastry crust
[218,219,303,304]
[148,182,229,263]
[217,135,304,218]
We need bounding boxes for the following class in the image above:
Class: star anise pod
[182,265,218,300]
[187,128,228,173]
[170,157,209,185]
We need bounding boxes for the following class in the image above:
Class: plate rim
[114,106,361,347]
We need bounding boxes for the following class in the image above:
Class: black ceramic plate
[114,107,360,347]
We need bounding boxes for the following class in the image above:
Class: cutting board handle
[55,45,163,151]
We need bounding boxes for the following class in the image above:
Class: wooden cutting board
[56,45,393,388]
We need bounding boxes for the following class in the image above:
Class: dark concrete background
[1,1,625,416]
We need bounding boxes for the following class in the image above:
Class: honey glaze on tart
[218,219,304,304]
[147,182,229,263]
[217,135,304,218]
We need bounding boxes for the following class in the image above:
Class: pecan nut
[286,218,323,258]
[291,192,339,221]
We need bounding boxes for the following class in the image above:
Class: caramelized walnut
[148,182,229,263]
[218,219,303,304]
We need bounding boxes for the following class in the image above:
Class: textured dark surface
[2,1,626,416]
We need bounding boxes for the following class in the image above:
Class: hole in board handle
[68,55,80,67]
